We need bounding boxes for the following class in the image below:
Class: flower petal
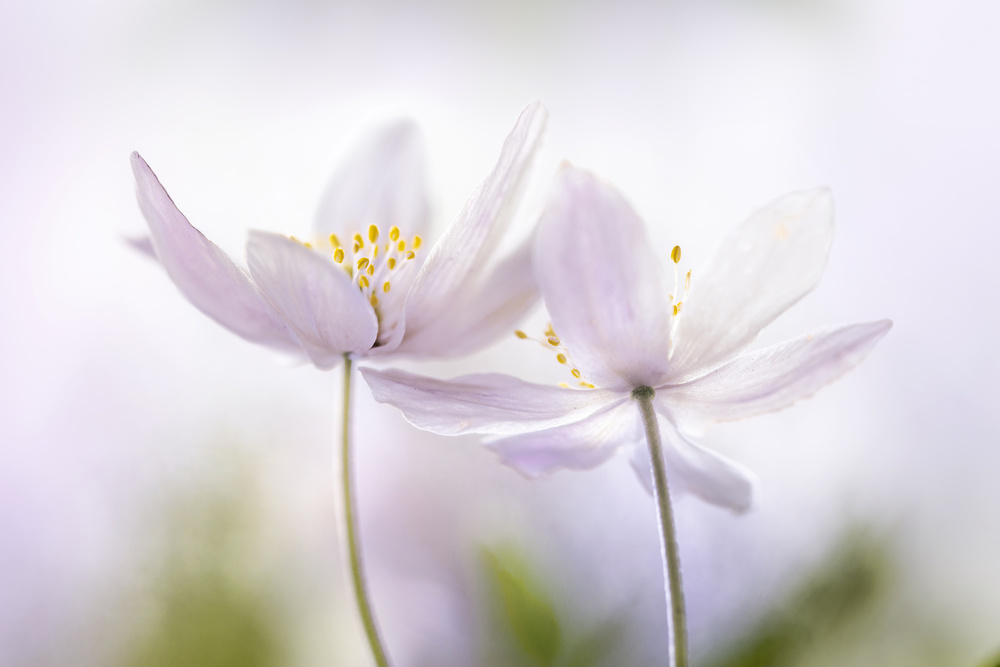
[313,119,429,237]
[388,234,539,357]
[658,320,892,435]
[360,367,618,436]
[400,102,547,345]
[668,188,836,380]
[533,167,673,390]
[486,400,634,478]
[131,153,301,353]
[630,426,756,513]
[246,231,378,368]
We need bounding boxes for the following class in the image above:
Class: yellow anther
[333,248,345,263]
[357,257,369,270]
[413,235,422,249]
[514,330,528,339]
[370,293,379,307]
[544,323,556,337]
[580,382,596,389]
[389,226,400,241]
[367,264,374,276]
[673,301,683,316]
[382,281,391,293]
[558,382,570,388]
[303,242,312,249]
[354,233,364,247]
[406,250,415,260]
[368,225,379,243]
[359,275,369,288]
[685,270,692,291]
[329,234,341,248]
[671,245,682,263]
[547,336,560,346]
[397,240,406,252]
[571,369,582,378]
[353,243,362,253]
[387,257,397,270]
[372,244,379,258]
[556,353,567,364]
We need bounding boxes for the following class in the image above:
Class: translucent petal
[246,231,378,368]
[668,189,835,381]
[659,320,892,435]
[131,153,301,353]
[533,167,673,390]
[360,367,618,436]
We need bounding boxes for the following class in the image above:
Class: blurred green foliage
[121,455,285,667]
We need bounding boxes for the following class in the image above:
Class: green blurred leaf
[481,545,563,665]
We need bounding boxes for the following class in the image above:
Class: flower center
[294,224,424,345]
[513,324,596,389]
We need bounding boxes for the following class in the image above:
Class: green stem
[341,357,391,667]
[632,385,688,667]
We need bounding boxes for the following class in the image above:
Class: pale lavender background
[1,0,998,665]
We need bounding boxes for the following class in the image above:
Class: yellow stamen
[329,234,340,248]
[357,257,369,270]
[372,244,379,258]
[558,382,570,388]
[389,226,400,241]
[368,225,379,243]
[580,382,595,389]
[303,242,312,249]
[514,330,528,339]
[367,264,374,276]
[544,323,556,338]
[354,233,364,248]
[685,270,691,291]
[571,369,582,378]
[387,257,397,270]
[370,293,378,307]
[333,248,344,263]
[671,245,682,263]
[382,282,391,293]
[353,243,362,253]
[398,240,406,252]
[413,235,422,249]
[359,276,369,288]
[547,335,560,346]
[406,250,415,260]
[556,353,567,364]
[673,301,683,316]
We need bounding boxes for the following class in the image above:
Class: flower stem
[632,385,688,667]
[341,357,391,667]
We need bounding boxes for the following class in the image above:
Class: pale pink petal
[668,189,836,380]
[533,167,673,390]
[399,102,547,346]
[659,320,892,435]
[389,235,538,357]
[246,231,378,369]
[313,119,429,237]
[486,400,634,477]
[360,367,618,436]
[131,153,301,353]
[630,425,756,512]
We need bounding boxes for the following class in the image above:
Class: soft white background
[2,0,998,665]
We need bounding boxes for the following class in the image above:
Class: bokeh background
[2,0,999,665]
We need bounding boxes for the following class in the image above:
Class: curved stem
[341,357,391,667]
[632,386,688,667]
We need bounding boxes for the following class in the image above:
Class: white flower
[361,167,892,511]
[131,102,547,369]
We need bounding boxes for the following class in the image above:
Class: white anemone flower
[131,102,547,369]
[361,166,892,512]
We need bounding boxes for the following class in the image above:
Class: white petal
[313,119,429,238]
[669,189,836,380]
[389,235,538,357]
[629,426,756,512]
[658,320,893,435]
[400,102,547,344]
[486,400,634,478]
[246,231,378,368]
[360,367,618,436]
[533,167,673,390]
[131,153,301,353]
